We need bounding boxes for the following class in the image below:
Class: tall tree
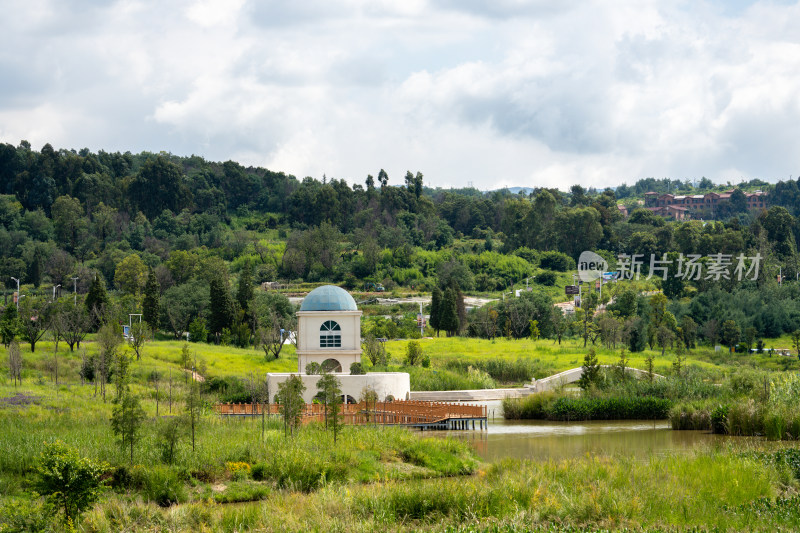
[142,268,160,331]
[236,260,254,314]
[208,274,233,343]
[85,272,109,329]
[110,388,146,463]
[429,287,442,337]
[18,297,49,353]
[276,374,306,438]
[440,287,459,336]
[577,348,600,390]
[316,371,343,442]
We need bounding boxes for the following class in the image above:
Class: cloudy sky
[1,0,800,190]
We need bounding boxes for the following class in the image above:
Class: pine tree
[142,269,160,332]
[209,275,233,342]
[578,348,600,390]
[440,287,459,336]
[85,272,109,329]
[429,287,442,336]
[236,260,254,314]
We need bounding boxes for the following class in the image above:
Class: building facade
[266,285,410,403]
[642,189,765,219]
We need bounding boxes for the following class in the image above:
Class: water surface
[425,400,726,461]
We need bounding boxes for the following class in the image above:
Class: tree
[110,389,146,463]
[56,300,90,351]
[791,330,800,358]
[258,311,295,360]
[362,334,387,366]
[18,297,49,353]
[114,254,148,295]
[0,303,19,346]
[185,362,202,453]
[551,307,567,345]
[721,320,741,353]
[656,326,675,356]
[161,279,210,339]
[8,339,21,386]
[96,322,121,402]
[157,417,185,465]
[51,195,86,253]
[645,354,655,382]
[142,268,160,331]
[673,353,685,377]
[528,319,540,341]
[317,371,343,442]
[34,441,106,524]
[680,316,697,349]
[616,348,629,381]
[439,287,459,336]
[405,340,423,366]
[276,374,306,438]
[578,348,600,391]
[209,274,233,343]
[744,326,757,353]
[236,260,254,314]
[429,287,442,336]
[128,321,151,360]
[85,272,109,329]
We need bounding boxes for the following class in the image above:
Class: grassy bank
[670,373,800,441]
[4,446,797,532]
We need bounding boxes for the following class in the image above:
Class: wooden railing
[214,400,487,426]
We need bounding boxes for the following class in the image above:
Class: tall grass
[503,393,671,421]
[71,449,794,531]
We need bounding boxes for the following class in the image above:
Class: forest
[1,141,800,353]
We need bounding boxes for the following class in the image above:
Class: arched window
[320,320,341,348]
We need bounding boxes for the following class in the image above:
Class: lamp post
[10,277,19,311]
[71,276,78,305]
[53,284,61,301]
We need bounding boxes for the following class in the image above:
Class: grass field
[1,333,799,531]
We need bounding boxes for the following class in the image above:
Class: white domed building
[266,285,410,404]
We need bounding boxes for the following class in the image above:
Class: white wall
[266,372,411,403]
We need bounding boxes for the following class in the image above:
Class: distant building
[642,189,765,219]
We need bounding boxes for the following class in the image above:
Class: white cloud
[1,0,800,190]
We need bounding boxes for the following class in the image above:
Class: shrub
[349,362,365,375]
[534,271,557,286]
[546,396,671,421]
[33,441,107,523]
[502,392,555,420]
[131,465,188,507]
[711,404,729,434]
[213,481,271,503]
[538,251,575,272]
[188,318,208,343]
[669,403,712,431]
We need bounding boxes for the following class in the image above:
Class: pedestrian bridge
[528,365,664,393]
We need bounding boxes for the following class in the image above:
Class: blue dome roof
[300,285,358,311]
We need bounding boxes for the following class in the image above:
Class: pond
[424,400,727,461]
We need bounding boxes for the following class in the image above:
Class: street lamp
[10,277,19,311]
[53,284,61,301]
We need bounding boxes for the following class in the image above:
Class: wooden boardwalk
[215,400,488,430]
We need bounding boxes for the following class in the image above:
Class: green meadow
[1,336,799,531]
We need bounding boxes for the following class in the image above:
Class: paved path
[408,366,664,401]
[409,388,533,401]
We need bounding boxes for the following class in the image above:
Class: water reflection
[423,400,726,461]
